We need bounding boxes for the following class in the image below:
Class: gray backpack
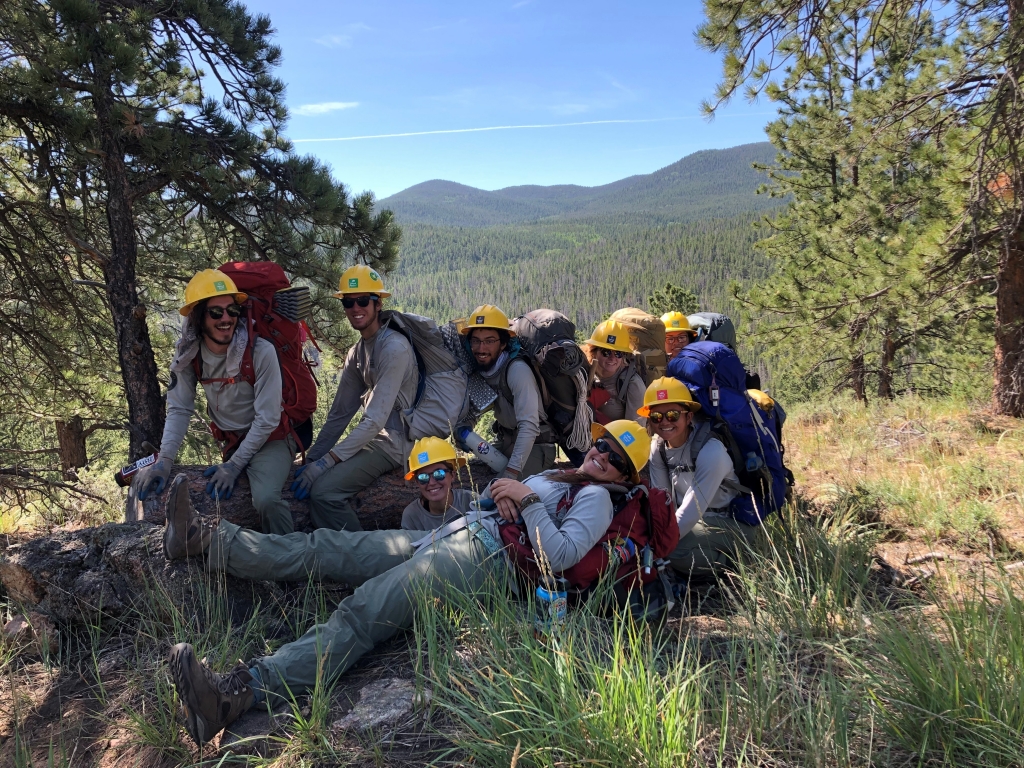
[687,312,737,350]
[379,311,471,441]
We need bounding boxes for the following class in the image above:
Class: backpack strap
[662,420,714,474]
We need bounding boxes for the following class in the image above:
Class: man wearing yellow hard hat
[162,419,649,748]
[584,319,647,428]
[290,264,419,531]
[661,311,698,359]
[639,376,752,580]
[132,268,298,535]
[458,304,556,479]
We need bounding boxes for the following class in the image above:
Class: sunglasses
[469,336,502,348]
[416,468,448,485]
[598,349,625,359]
[648,409,686,424]
[594,438,630,475]
[341,295,379,309]
[205,304,242,320]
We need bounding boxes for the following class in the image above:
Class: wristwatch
[518,492,542,510]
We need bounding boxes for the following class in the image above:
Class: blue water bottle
[534,576,568,638]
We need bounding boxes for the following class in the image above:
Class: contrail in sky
[293,116,697,143]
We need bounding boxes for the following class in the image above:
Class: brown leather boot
[169,643,255,746]
[163,474,215,560]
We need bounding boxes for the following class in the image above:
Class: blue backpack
[667,341,790,525]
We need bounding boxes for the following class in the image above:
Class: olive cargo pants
[207,520,494,698]
[245,438,296,537]
[669,513,760,581]
[307,442,400,531]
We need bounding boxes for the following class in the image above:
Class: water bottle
[114,452,159,487]
[534,576,569,638]
[456,427,509,473]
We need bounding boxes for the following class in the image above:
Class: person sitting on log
[400,436,474,531]
[160,420,650,748]
[132,269,300,535]
[290,265,419,531]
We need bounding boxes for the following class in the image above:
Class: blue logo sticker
[619,431,636,446]
[417,451,429,464]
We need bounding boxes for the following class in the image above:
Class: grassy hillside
[3,395,1022,766]
[381,142,781,227]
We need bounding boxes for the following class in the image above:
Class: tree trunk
[850,354,868,404]
[91,67,165,458]
[55,416,87,475]
[878,327,897,400]
[994,234,1024,416]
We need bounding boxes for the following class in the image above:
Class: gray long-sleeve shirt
[592,366,647,425]
[307,326,418,466]
[648,431,741,538]
[481,357,545,476]
[160,337,283,470]
[401,488,475,531]
[480,473,614,572]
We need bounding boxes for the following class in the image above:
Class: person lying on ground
[585,319,647,428]
[457,304,556,479]
[162,419,650,748]
[639,377,754,581]
[132,269,302,535]
[290,265,419,532]
[400,436,474,531]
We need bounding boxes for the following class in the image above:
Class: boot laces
[204,661,252,697]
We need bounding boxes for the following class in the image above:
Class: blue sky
[244,0,773,198]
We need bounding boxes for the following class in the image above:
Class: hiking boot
[169,643,255,746]
[163,474,215,560]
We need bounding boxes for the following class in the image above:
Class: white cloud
[293,101,360,116]
[314,23,370,48]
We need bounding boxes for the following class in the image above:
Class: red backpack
[499,481,679,592]
[192,262,318,455]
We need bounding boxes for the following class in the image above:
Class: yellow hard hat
[334,264,391,298]
[637,376,701,416]
[661,311,697,335]
[586,319,634,354]
[179,269,247,316]
[590,419,650,482]
[405,436,467,480]
[459,304,516,336]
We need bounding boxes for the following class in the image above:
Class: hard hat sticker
[417,451,429,464]
[348,278,359,288]
[657,390,668,400]
[670,321,680,327]
[607,335,616,344]
[370,271,379,280]
[213,281,226,291]
[619,431,636,446]
[476,316,485,324]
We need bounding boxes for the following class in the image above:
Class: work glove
[203,461,243,501]
[290,453,336,500]
[135,455,173,500]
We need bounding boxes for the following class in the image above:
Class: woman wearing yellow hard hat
[661,312,698,359]
[640,376,754,581]
[400,437,472,531]
[584,319,647,429]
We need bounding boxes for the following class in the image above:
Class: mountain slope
[380,142,779,227]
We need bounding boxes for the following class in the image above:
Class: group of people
[138,265,759,748]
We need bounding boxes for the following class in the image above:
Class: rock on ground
[330,677,430,733]
[1,462,496,628]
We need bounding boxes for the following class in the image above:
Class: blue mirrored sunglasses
[416,468,448,485]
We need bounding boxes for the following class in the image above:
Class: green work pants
[307,441,400,531]
[207,520,494,699]
[669,514,760,582]
[245,438,296,536]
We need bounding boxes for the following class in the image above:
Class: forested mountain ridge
[381,142,781,227]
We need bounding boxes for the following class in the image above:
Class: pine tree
[0,0,400,457]
[648,283,699,317]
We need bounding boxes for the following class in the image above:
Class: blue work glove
[290,453,336,500]
[203,462,242,500]
[135,456,173,500]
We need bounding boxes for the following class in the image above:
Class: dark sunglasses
[648,409,685,424]
[416,468,448,485]
[594,438,630,474]
[341,295,377,309]
[205,304,242,320]
[598,349,625,359]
